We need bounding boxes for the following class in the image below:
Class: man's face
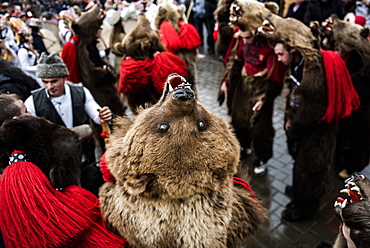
[239,31,255,45]
[14,99,30,116]
[274,43,293,65]
[42,77,65,97]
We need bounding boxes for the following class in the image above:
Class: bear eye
[197,120,207,131]
[158,122,170,132]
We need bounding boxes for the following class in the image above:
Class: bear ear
[158,6,167,16]
[360,28,370,39]
[310,21,321,39]
[263,2,279,14]
[123,174,156,195]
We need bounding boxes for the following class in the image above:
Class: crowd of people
[0,0,369,246]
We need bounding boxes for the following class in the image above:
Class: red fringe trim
[159,20,182,53]
[100,153,116,182]
[178,21,201,50]
[0,161,127,247]
[320,50,361,124]
[118,57,153,94]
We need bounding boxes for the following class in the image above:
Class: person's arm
[24,95,36,116]
[83,87,112,124]
[17,48,37,72]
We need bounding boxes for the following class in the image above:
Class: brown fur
[99,78,266,247]
[329,17,370,174]
[115,14,165,114]
[231,0,337,211]
[153,1,199,96]
[71,5,125,116]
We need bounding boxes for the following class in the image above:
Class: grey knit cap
[36,52,69,78]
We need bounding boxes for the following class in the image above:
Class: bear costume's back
[99,74,266,248]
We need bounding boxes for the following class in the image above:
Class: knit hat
[36,52,69,78]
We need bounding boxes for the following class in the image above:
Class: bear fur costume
[153,1,200,96]
[99,74,267,248]
[65,5,125,116]
[326,17,370,176]
[114,14,187,115]
[214,0,279,59]
[0,116,127,247]
[228,0,346,212]
[0,115,82,189]
[332,173,370,248]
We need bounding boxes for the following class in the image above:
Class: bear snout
[173,88,194,101]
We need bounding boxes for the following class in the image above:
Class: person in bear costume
[153,1,201,96]
[98,74,266,247]
[227,0,360,221]
[321,17,370,179]
[114,12,188,115]
[61,5,125,117]
[0,115,127,247]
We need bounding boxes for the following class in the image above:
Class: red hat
[355,15,366,27]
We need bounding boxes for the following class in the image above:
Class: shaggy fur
[329,17,370,174]
[333,174,370,248]
[71,5,125,116]
[230,0,337,211]
[214,0,279,58]
[99,78,266,247]
[153,1,199,95]
[0,116,82,189]
[114,14,164,114]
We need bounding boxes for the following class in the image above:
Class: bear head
[115,13,165,60]
[153,1,186,31]
[0,115,82,189]
[72,5,103,45]
[106,74,240,200]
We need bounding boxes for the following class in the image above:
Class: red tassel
[320,49,361,124]
[0,161,127,247]
[159,20,182,53]
[178,21,201,50]
[118,57,153,94]
[151,51,188,93]
[100,153,116,182]
[61,36,82,84]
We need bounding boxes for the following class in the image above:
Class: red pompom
[178,22,201,50]
[118,57,153,94]
[159,20,182,53]
[101,131,108,139]
[152,52,188,93]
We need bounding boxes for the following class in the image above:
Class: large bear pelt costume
[99,74,266,248]
[333,173,370,248]
[153,1,200,96]
[214,0,279,58]
[0,115,82,189]
[114,14,188,114]
[71,5,125,116]
[324,17,370,173]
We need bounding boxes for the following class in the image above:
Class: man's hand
[252,100,263,111]
[220,81,228,97]
[98,106,113,122]
[285,119,291,131]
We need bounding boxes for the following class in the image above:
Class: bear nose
[173,88,194,101]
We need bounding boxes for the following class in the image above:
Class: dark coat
[304,0,345,26]
[285,1,308,24]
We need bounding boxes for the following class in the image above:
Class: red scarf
[61,36,82,84]
[320,49,361,124]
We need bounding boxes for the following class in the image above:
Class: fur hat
[36,52,69,78]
